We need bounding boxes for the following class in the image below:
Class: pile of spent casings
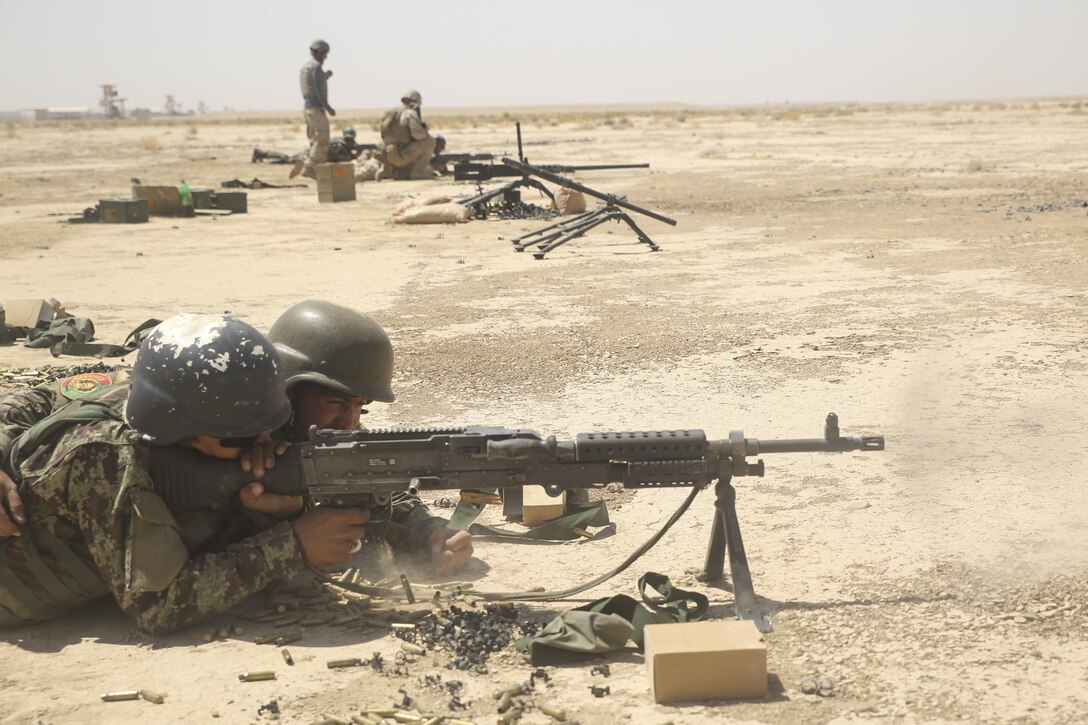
[393,603,540,671]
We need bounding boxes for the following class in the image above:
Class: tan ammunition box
[644,620,767,703]
[522,485,566,525]
[316,163,356,203]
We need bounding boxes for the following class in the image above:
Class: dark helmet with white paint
[124,314,292,444]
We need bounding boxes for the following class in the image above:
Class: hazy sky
[2,0,1085,112]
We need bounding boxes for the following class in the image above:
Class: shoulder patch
[59,372,115,400]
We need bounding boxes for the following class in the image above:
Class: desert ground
[1,100,1087,724]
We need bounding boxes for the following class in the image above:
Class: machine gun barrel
[452,160,650,183]
[550,163,650,171]
[501,157,677,226]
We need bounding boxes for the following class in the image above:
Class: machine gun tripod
[501,157,678,258]
[455,122,649,222]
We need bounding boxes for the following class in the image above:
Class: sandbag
[393,194,453,216]
[392,202,471,225]
[554,186,587,214]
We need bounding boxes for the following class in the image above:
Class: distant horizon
[5,93,1087,121]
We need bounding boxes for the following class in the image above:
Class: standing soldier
[293,39,337,180]
[379,90,437,180]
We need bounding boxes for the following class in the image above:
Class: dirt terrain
[1,100,1087,724]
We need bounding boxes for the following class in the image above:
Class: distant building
[46,106,91,120]
[18,106,92,121]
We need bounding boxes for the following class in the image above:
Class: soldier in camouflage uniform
[251,128,365,166]
[0,314,369,632]
[1,303,472,573]
[378,90,438,181]
[265,300,473,571]
[326,128,371,163]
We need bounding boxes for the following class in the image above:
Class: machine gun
[148,413,883,631]
[450,123,644,181]
[433,152,496,166]
[453,159,649,183]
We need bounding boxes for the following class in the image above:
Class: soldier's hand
[238,482,304,519]
[239,439,290,479]
[324,69,333,79]
[428,528,473,573]
[0,469,26,537]
[291,506,371,567]
[328,108,337,117]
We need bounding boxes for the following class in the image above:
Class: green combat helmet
[343,127,357,140]
[310,39,330,54]
[401,89,422,106]
[268,300,395,402]
[124,314,292,444]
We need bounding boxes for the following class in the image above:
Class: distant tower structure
[99,84,126,119]
[164,95,181,116]
[197,100,207,115]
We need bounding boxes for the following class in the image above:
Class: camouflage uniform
[326,137,363,163]
[380,99,437,181]
[1,376,443,629]
[1,416,305,633]
[2,376,447,557]
[0,385,54,464]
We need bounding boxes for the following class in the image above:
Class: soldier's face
[293,390,370,431]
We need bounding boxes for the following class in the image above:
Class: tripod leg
[700,491,727,583]
[533,212,614,259]
[511,208,596,245]
[513,210,598,251]
[614,212,662,251]
[701,478,772,633]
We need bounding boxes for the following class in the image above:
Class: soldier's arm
[0,385,56,463]
[0,385,55,535]
[386,494,472,572]
[313,64,334,114]
[406,112,430,141]
[67,444,308,634]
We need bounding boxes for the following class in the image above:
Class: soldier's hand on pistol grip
[290,506,371,566]
[238,481,304,519]
[239,439,290,479]
[429,529,473,573]
[0,469,26,537]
